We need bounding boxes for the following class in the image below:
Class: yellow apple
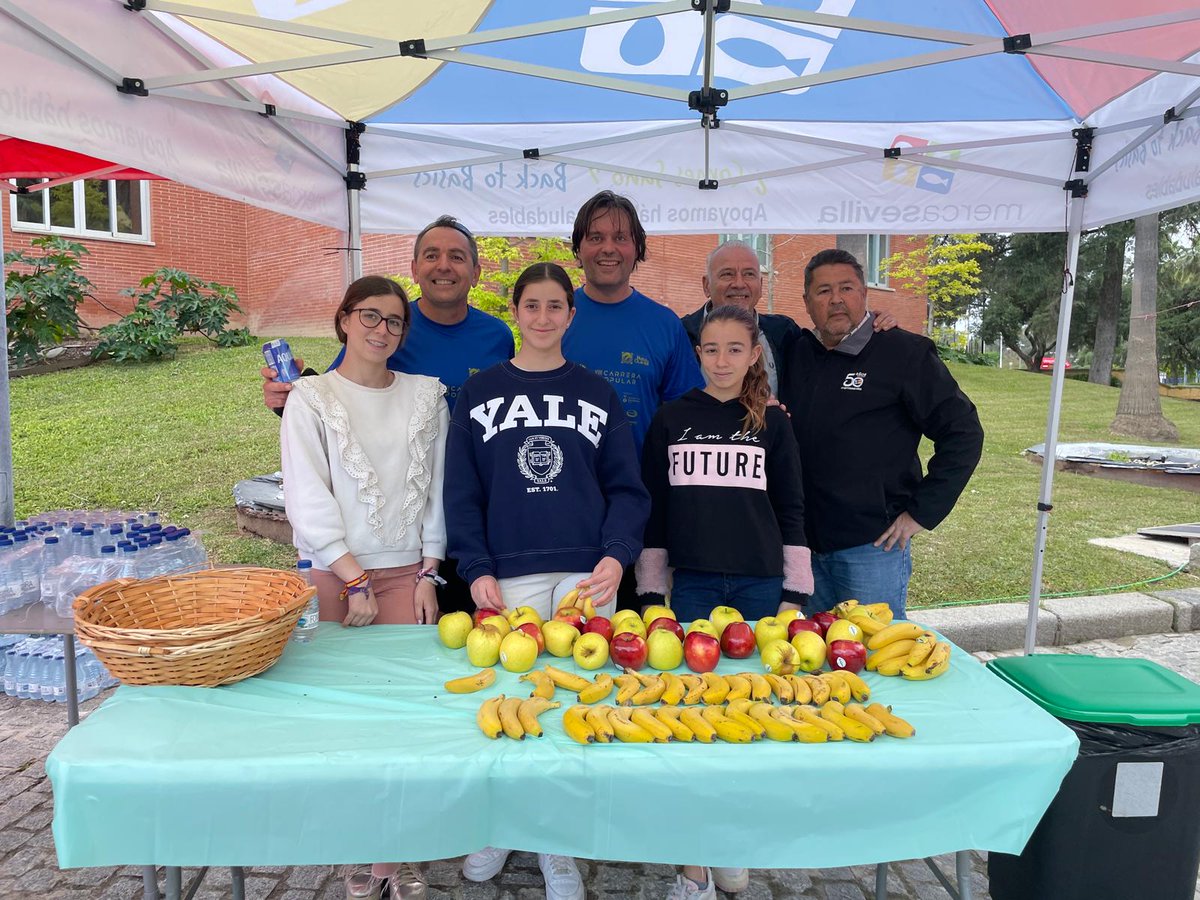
[542,620,580,658]
[709,605,744,638]
[613,616,647,639]
[466,625,503,667]
[641,605,676,628]
[754,616,789,653]
[646,630,684,670]
[775,609,803,629]
[499,630,539,673]
[760,638,798,675]
[437,611,473,649]
[481,614,511,636]
[824,619,864,647]
[573,631,610,670]
[610,609,643,631]
[686,618,719,638]
[791,631,827,673]
[507,606,544,629]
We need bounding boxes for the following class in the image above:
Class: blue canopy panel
[366,0,1077,125]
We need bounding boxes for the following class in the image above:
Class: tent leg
[1024,198,1085,655]
[0,206,14,528]
[347,164,363,281]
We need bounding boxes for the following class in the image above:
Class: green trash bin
[987,654,1200,900]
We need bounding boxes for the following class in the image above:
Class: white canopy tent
[2,0,1199,649]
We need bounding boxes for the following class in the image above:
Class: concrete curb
[909,587,1200,653]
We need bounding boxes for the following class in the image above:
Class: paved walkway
[3,630,1199,900]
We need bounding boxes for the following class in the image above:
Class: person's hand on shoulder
[872,312,899,332]
[261,355,305,411]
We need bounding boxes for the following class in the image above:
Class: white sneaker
[666,871,716,900]
[712,867,750,892]
[538,853,585,900]
[462,846,512,882]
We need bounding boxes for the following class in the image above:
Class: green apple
[791,631,828,673]
[573,631,610,670]
[437,611,473,649]
[646,629,684,670]
[613,616,647,639]
[760,638,798,675]
[709,605,744,638]
[481,614,511,636]
[610,609,643,632]
[754,616,789,653]
[775,609,803,629]
[507,605,544,629]
[542,620,581,658]
[641,604,676,628]
[686,618,719,638]
[824,619,864,647]
[466,625,503,667]
[499,629,539,673]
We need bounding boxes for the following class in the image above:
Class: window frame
[8,178,153,244]
[717,232,771,272]
[865,234,890,288]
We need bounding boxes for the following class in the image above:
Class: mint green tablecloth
[48,623,1077,869]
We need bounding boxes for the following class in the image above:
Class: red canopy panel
[0,136,162,181]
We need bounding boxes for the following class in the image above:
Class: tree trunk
[1111,214,1179,441]
[1089,230,1124,386]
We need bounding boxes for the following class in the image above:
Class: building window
[866,234,889,287]
[9,178,151,242]
[718,233,770,270]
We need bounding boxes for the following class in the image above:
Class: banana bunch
[832,599,895,637]
[865,624,952,680]
[567,668,870,707]
[555,588,597,620]
[444,668,497,694]
[477,695,562,739]
[558,700,915,744]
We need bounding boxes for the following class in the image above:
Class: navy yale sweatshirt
[445,361,650,584]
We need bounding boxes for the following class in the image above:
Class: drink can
[263,339,302,383]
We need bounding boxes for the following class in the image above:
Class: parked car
[1039,356,1072,371]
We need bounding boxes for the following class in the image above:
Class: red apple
[811,611,838,637]
[610,632,648,670]
[553,608,585,632]
[788,618,824,640]
[582,616,614,643]
[516,622,545,654]
[683,631,722,673]
[474,608,499,627]
[719,621,756,659]
[648,616,685,641]
[827,640,868,674]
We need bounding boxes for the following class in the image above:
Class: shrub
[4,236,94,365]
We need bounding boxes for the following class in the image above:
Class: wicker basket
[72,568,315,687]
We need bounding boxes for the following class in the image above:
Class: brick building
[4,178,928,338]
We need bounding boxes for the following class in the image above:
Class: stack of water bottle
[0,509,210,618]
[0,634,119,703]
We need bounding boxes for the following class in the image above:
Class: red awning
[0,136,161,182]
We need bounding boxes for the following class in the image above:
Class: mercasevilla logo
[818,200,1024,225]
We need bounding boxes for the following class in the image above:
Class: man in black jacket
[780,248,984,617]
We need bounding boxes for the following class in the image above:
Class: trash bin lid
[988,654,1200,726]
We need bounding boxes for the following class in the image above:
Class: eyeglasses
[351,307,406,336]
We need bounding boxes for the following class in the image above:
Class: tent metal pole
[0,196,14,527]
[144,46,396,90]
[1024,197,1085,655]
[0,0,122,85]
[347,173,362,281]
[1086,87,1200,185]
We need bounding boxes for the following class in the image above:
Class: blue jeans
[669,569,784,623]
[809,542,912,620]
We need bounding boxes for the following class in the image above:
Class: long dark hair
[512,262,575,308]
[570,190,647,265]
[334,276,410,344]
[701,305,769,434]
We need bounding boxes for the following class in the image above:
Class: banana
[832,599,860,618]
[615,674,642,705]
[701,672,730,705]
[867,621,925,650]
[875,657,909,677]
[724,674,752,702]
[476,695,504,739]
[839,669,871,702]
[519,670,556,700]
[803,675,831,706]
[924,641,952,671]
[562,704,596,744]
[498,697,526,740]
[544,665,592,693]
[577,674,614,705]
[902,656,950,680]
[764,673,794,703]
[905,633,938,667]
[659,672,687,706]
[862,602,894,624]
[725,697,754,715]
[679,707,717,743]
[723,705,766,738]
[771,707,829,743]
[785,674,812,704]
[445,668,497,694]
[701,705,756,743]
[843,702,886,737]
[749,703,797,741]
[630,676,667,706]
[631,708,674,742]
[820,702,875,742]
[608,707,655,743]
[655,706,694,742]
[793,705,843,741]
[746,672,774,702]
[584,705,615,742]
[866,639,916,671]
[625,668,659,687]
[819,672,852,704]
[866,703,916,738]
[849,613,886,636]
[557,589,582,611]
[680,674,706,706]
[517,698,562,737]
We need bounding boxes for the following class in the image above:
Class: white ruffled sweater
[281,370,449,572]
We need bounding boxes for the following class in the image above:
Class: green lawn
[10,339,1199,606]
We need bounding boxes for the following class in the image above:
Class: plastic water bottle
[14,650,33,699]
[291,560,319,643]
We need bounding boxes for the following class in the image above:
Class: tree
[4,236,94,365]
[882,233,991,334]
[1111,214,1178,441]
[1157,234,1200,380]
[1087,222,1131,386]
[977,232,1068,370]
